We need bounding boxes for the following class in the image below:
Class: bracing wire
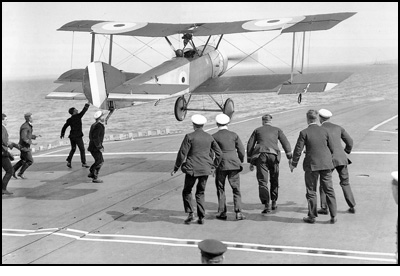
[70,32,75,69]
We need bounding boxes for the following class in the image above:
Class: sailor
[212,114,246,220]
[198,239,227,264]
[87,111,106,183]
[13,112,40,179]
[391,171,398,264]
[246,114,292,213]
[60,102,90,168]
[171,114,222,225]
[317,109,356,215]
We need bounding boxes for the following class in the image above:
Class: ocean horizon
[2,63,398,152]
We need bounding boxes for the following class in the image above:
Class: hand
[249,164,254,171]
[100,148,104,152]
[60,135,64,139]
[171,170,176,176]
[289,160,295,172]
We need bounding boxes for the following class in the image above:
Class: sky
[2,2,398,80]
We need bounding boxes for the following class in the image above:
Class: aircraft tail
[83,62,127,109]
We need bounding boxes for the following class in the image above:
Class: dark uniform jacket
[321,121,353,167]
[246,124,292,164]
[2,125,10,156]
[61,104,89,138]
[88,122,105,152]
[19,122,36,149]
[174,128,222,177]
[292,124,334,172]
[212,128,245,171]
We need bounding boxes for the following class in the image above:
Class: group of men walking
[172,108,356,225]
[2,104,107,195]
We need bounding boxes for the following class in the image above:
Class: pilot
[198,239,227,264]
[175,49,183,57]
[171,114,222,225]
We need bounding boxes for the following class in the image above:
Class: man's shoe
[271,201,277,210]
[236,212,245,220]
[92,178,103,183]
[18,174,26,179]
[330,217,337,224]
[2,189,13,195]
[197,217,205,225]
[261,207,271,214]
[12,172,18,179]
[184,213,194,224]
[303,216,316,224]
[88,172,95,178]
[67,162,72,168]
[216,213,227,220]
[317,208,329,215]
[347,207,356,214]
[82,163,90,168]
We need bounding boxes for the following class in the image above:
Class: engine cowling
[197,45,228,78]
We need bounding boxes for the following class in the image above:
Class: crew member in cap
[171,114,222,225]
[212,114,246,220]
[198,239,227,264]
[317,108,356,215]
[2,113,20,195]
[60,102,90,168]
[87,110,106,183]
[13,112,40,179]
[391,171,398,264]
[289,109,337,224]
[246,113,292,213]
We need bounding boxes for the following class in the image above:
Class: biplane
[46,12,356,123]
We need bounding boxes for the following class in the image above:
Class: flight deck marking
[369,115,398,134]
[2,228,396,263]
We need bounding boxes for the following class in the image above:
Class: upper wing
[58,12,355,37]
[191,72,352,95]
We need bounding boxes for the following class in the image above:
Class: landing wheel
[223,98,235,118]
[174,96,187,121]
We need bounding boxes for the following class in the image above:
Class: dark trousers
[89,150,104,179]
[13,150,34,175]
[215,169,242,213]
[182,174,208,219]
[305,169,337,218]
[320,165,356,209]
[255,152,279,206]
[2,156,13,190]
[67,137,86,164]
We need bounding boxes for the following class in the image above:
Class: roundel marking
[92,22,148,34]
[242,17,304,31]
[179,71,188,84]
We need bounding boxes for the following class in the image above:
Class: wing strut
[91,33,95,62]
[290,31,307,82]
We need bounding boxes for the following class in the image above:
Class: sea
[2,63,398,152]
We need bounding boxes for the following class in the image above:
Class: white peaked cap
[318,109,333,118]
[191,114,207,125]
[216,114,230,125]
[94,110,104,119]
[392,171,398,182]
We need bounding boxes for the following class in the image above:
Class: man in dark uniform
[171,114,222,225]
[198,239,227,264]
[2,113,19,195]
[212,114,246,220]
[318,109,356,215]
[13,113,40,179]
[60,103,90,168]
[290,109,337,224]
[247,114,292,213]
[87,111,106,183]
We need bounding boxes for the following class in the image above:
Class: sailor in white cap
[212,114,246,220]
[87,110,106,183]
[171,114,222,225]
[317,108,356,215]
